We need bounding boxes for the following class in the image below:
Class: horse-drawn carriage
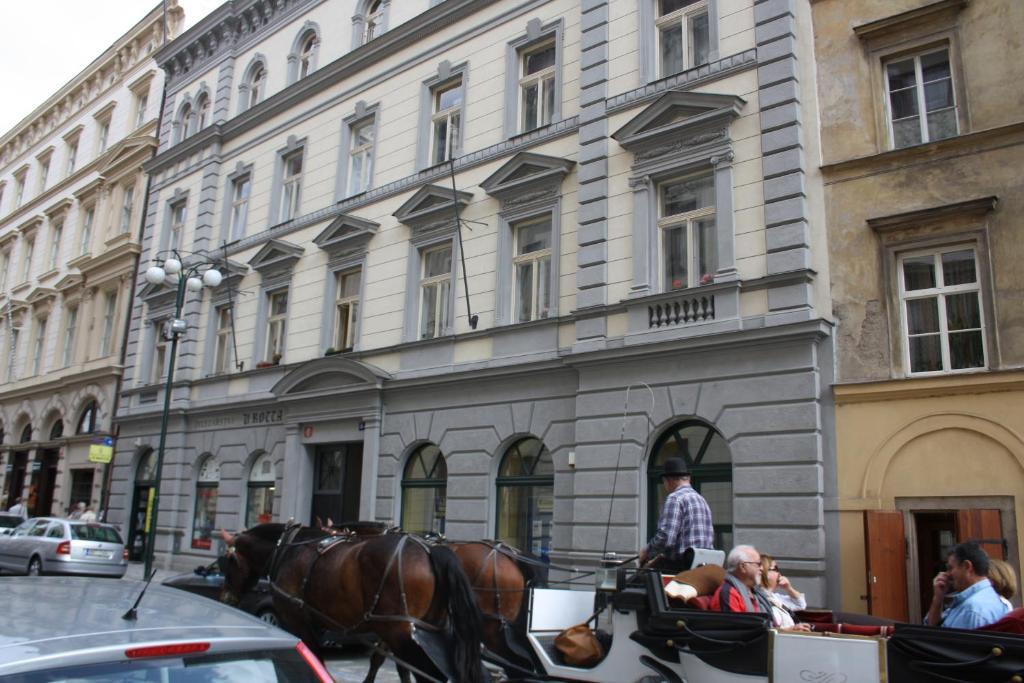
[217,522,1024,683]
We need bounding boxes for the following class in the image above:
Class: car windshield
[69,525,122,544]
[9,649,319,682]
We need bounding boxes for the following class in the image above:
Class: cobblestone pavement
[324,647,402,682]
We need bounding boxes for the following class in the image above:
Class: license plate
[85,549,112,559]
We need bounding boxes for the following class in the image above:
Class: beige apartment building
[0,3,183,520]
[812,0,1024,621]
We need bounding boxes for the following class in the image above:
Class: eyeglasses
[739,560,761,568]
[769,566,780,573]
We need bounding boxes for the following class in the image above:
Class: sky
[0,0,224,135]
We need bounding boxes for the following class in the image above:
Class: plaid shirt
[646,485,714,559]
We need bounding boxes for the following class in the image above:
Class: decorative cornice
[393,184,473,230]
[867,196,998,233]
[313,214,379,257]
[853,0,969,41]
[248,238,304,275]
[833,368,1024,406]
[480,152,574,202]
[612,91,746,153]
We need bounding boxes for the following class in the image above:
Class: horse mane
[243,522,288,543]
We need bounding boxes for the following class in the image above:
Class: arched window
[76,401,97,434]
[496,437,553,560]
[248,65,266,109]
[245,452,275,528]
[192,456,219,550]
[48,419,63,440]
[19,424,32,443]
[401,444,447,534]
[355,0,388,46]
[195,93,210,131]
[136,448,157,483]
[647,419,733,549]
[298,33,317,79]
[178,102,193,140]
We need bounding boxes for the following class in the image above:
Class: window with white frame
[48,220,63,269]
[213,305,233,374]
[119,185,135,234]
[178,102,193,141]
[656,0,710,78]
[298,33,316,79]
[363,0,385,44]
[152,321,167,383]
[512,217,553,322]
[31,317,46,375]
[37,156,51,194]
[279,151,303,223]
[659,174,717,290]
[334,269,360,351]
[14,171,26,208]
[62,305,77,367]
[99,291,116,357]
[245,452,275,528]
[520,42,556,133]
[248,65,266,110]
[196,93,210,131]
[419,245,451,340]
[169,201,186,252]
[21,237,34,282]
[431,79,463,165]
[79,205,94,255]
[135,90,149,129]
[885,47,957,150]
[348,119,374,196]
[97,118,110,154]
[0,250,9,288]
[229,175,250,240]
[899,246,985,374]
[66,138,79,177]
[265,290,288,362]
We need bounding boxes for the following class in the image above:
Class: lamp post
[141,251,223,580]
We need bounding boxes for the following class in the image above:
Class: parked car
[0,517,127,577]
[0,513,22,536]
[0,576,332,680]
[163,561,281,626]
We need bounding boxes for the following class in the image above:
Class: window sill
[67,253,92,270]
[105,231,132,248]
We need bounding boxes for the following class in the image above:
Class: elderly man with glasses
[710,544,774,614]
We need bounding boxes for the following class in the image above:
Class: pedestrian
[80,504,98,523]
[7,497,27,520]
[639,457,714,573]
[69,502,86,520]
[926,541,1008,629]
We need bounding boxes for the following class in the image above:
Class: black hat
[659,458,690,479]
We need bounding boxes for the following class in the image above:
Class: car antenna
[122,567,159,621]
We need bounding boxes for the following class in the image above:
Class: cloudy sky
[0,0,224,135]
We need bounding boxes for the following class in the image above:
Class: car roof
[0,577,298,674]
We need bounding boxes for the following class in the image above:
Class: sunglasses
[769,566,781,572]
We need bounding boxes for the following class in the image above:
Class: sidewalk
[122,562,177,583]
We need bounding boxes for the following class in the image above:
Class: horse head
[217,523,285,606]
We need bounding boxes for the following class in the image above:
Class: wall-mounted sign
[192,409,285,430]
[88,437,114,464]
[30,461,41,472]
[358,421,366,432]
[243,409,284,426]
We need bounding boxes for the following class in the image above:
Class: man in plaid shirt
[640,457,714,572]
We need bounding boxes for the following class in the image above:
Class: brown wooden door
[865,510,909,621]
[956,509,1005,560]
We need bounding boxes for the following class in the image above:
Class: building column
[281,423,310,523]
[359,416,381,521]
[712,151,739,282]
[628,175,653,296]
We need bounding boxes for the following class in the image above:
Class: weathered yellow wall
[834,372,1024,613]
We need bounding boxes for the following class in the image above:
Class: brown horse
[218,523,484,683]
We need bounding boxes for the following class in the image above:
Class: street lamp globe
[202,268,223,288]
[186,276,204,292]
[145,266,167,285]
[163,257,182,275]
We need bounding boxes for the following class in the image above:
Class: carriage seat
[663,564,726,607]
[980,607,1024,634]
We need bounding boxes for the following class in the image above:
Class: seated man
[926,541,1008,629]
[711,545,773,614]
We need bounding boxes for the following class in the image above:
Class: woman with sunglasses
[759,554,809,630]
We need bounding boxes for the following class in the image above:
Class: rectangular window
[431,79,463,165]
[229,176,250,240]
[885,47,957,149]
[99,292,116,357]
[520,42,556,133]
[169,201,186,252]
[79,206,94,255]
[419,245,452,340]
[899,247,985,374]
[14,172,26,209]
[334,269,360,351]
[512,217,553,322]
[152,322,167,383]
[135,92,149,129]
[0,250,10,288]
[37,158,50,194]
[657,0,710,78]
[32,317,46,376]
[213,305,233,374]
[265,290,288,362]
[21,237,34,282]
[66,138,79,177]
[348,120,374,196]
[62,306,77,367]
[97,119,110,154]
[49,220,63,270]
[119,185,135,234]
[659,174,717,290]
[279,152,303,223]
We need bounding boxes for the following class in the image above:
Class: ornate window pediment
[393,184,472,234]
[480,152,574,205]
[54,273,83,292]
[248,238,303,276]
[25,287,57,306]
[611,91,745,156]
[313,214,379,258]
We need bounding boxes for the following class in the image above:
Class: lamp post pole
[141,251,222,580]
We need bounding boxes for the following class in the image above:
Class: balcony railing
[649,294,715,329]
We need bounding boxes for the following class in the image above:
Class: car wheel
[257,609,280,627]
[27,557,42,576]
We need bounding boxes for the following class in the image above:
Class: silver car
[0,517,127,577]
[0,576,332,680]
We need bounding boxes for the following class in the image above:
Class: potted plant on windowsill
[255,353,282,369]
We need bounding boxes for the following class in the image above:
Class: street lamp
[141,250,223,579]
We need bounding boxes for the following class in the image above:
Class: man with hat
[639,457,714,573]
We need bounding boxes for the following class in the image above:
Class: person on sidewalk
[79,505,98,523]
[7,497,27,520]
[639,457,713,573]
[927,541,1008,629]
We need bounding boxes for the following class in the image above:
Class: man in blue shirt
[926,541,1008,629]
[639,458,714,573]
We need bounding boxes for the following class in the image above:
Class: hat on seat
[659,457,690,479]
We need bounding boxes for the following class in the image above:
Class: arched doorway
[5,424,30,508]
[647,419,733,549]
[128,449,157,561]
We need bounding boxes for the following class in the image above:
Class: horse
[218,523,484,683]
